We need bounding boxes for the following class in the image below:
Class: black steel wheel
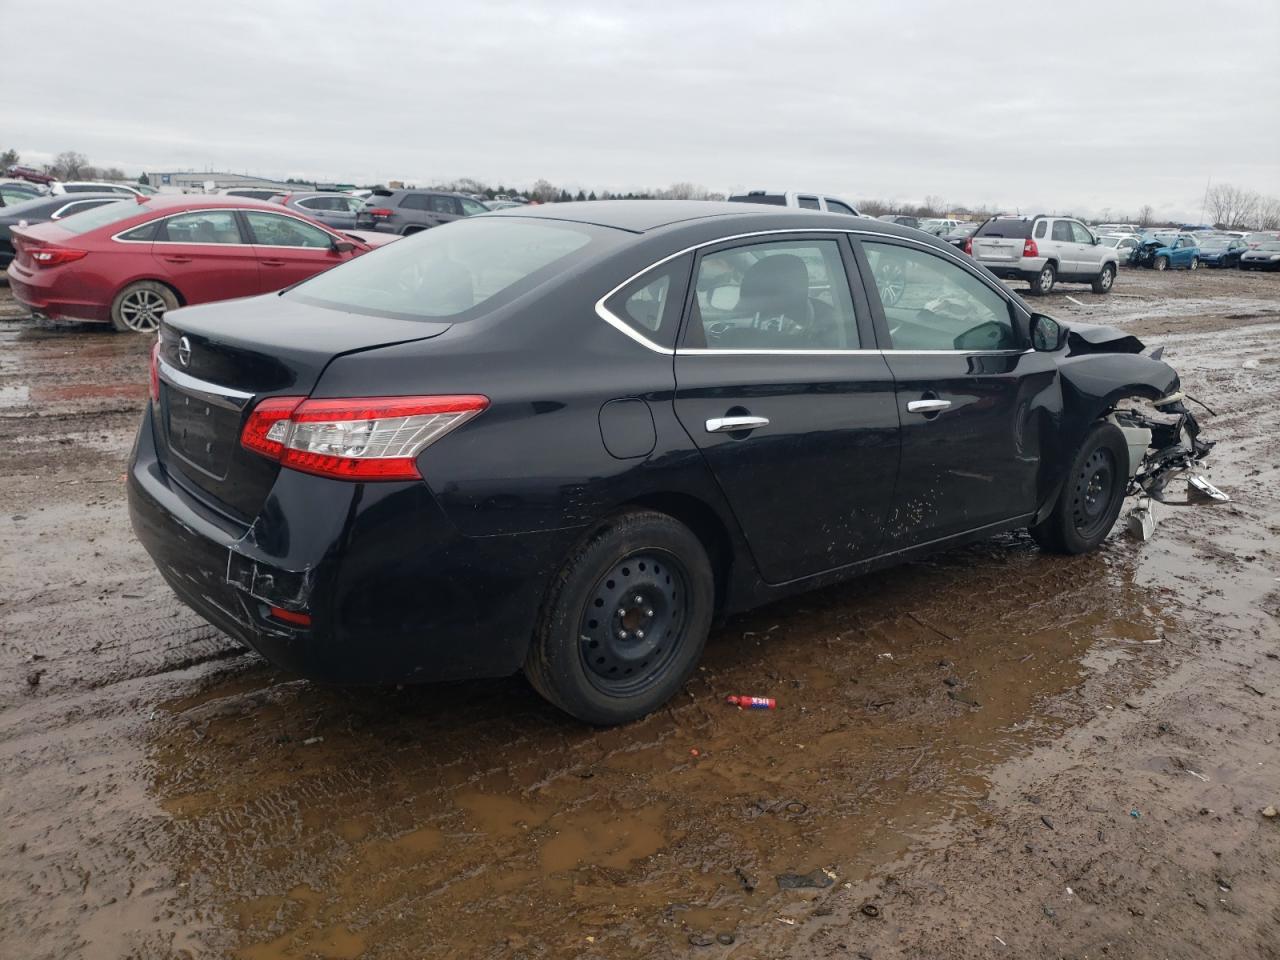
[578,551,688,697]
[1029,421,1129,555]
[526,510,714,725]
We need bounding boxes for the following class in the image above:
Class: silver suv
[969,215,1118,295]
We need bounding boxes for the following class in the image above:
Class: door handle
[261,259,286,266]
[161,256,192,264]
[705,415,769,433]
[906,399,952,414]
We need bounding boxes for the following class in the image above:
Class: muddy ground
[1,267,1278,960]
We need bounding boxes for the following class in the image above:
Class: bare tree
[50,151,90,180]
[529,178,558,203]
[1137,204,1154,226]
[1,148,18,168]
[1257,196,1280,231]
[1206,183,1260,229]
[100,167,127,181]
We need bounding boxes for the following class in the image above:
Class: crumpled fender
[1033,323,1182,521]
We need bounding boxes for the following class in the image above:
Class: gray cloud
[8,0,1279,219]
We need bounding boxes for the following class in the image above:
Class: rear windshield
[974,219,1033,239]
[287,217,607,321]
[728,194,786,206]
[54,199,145,235]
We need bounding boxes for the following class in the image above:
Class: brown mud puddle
[146,536,1182,958]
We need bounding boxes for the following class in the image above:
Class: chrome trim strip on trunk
[157,357,255,410]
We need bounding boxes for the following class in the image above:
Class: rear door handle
[705,415,769,433]
[906,399,952,414]
[161,256,191,264]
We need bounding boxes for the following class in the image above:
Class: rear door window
[685,238,860,350]
[157,210,243,244]
[797,196,821,210]
[428,195,460,214]
[601,254,692,349]
[825,199,857,215]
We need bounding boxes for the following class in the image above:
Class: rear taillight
[149,340,161,402]
[367,207,393,219]
[30,246,88,267]
[1023,239,1039,258]
[963,237,973,255]
[240,395,489,481]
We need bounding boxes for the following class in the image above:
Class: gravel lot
[1,268,1278,959]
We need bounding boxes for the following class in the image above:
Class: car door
[853,236,1055,548]
[672,234,901,582]
[1049,219,1078,274]
[294,196,350,229]
[150,209,261,303]
[1070,220,1102,272]
[241,209,353,291]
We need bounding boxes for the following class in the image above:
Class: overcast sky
[7,0,1278,219]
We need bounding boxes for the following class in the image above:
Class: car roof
[123,194,286,212]
[486,199,900,235]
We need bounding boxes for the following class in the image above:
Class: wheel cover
[1100,266,1114,289]
[578,550,689,696]
[118,289,168,332]
[876,261,906,306]
[1040,266,1054,288]
[1070,448,1118,539]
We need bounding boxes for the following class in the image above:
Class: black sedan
[1240,241,1280,271]
[0,192,126,269]
[128,202,1212,724]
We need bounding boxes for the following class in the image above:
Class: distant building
[143,171,355,194]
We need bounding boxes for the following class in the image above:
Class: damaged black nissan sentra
[128,201,1215,724]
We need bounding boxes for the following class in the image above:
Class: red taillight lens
[149,340,161,402]
[367,207,393,219]
[268,605,311,627]
[240,396,305,459]
[1023,239,1039,258]
[240,395,488,481]
[30,246,88,267]
[963,237,973,255]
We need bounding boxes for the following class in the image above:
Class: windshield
[51,199,141,234]
[287,217,609,321]
[1199,239,1229,250]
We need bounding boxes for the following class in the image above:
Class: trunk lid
[156,293,449,523]
[971,237,1025,262]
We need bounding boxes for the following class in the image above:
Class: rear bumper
[127,403,579,684]
[5,262,111,322]
[975,260,1040,281]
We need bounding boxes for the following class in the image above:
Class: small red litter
[725,695,777,710]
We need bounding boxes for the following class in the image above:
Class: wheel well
[402,225,425,236]
[618,492,734,615]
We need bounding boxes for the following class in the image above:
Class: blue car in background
[1133,233,1200,271]
[1197,237,1248,268]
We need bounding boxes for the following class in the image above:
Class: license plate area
[165,386,241,479]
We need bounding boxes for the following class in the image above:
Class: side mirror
[1030,313,1066,352]
[1093,236,1101,245]
[331,240,356,254]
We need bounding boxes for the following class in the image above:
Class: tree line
[1,148,127,183]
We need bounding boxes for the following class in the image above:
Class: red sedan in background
[5,195,387,332]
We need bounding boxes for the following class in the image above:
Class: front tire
[1154,255,1169,271]
[1029,421,1129,555]
[525,510,714,725]
[1189,256,1199,271]
[1029,262,1056,296]
[1091,263,1116,294]
[110,281,177,333]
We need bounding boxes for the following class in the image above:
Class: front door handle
[906,399,952,415]
[706,415,769,433]
[161,256,192,264]
[261,259,286,267]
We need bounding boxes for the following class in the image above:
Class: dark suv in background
[357,188,490,234]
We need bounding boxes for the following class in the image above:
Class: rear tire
[1091,263,1116,294]
[1029,262,1056,296]
[525,510,714,725]
[1029,421,1129,555]
[110,281,177,333]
